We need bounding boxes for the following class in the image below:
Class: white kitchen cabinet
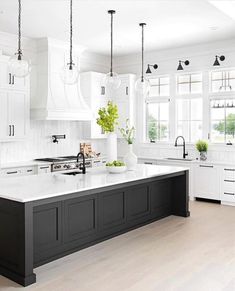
[80,72,108,139]
[194,164,220,200]
[112,74,136,137]
[0,56,29,91]
[80,72,136,139]
[221,167,235,203]
[0,90,29,141]
[0,166,36,177]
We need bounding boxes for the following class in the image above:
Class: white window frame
[175,71,203,143]
[144,75,171,143]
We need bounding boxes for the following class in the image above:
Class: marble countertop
[0,164,188,203]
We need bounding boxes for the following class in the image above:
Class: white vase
[107,132,117,162]
[124,144,137,171]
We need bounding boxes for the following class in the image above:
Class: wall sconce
[177,60,190,71]
[146,64,158,74]
[213,55,225,66]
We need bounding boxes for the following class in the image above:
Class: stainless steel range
[35,156,92,172]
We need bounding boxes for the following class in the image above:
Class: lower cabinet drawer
[221,191,235,203]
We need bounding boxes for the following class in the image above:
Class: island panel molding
[0,167,189,287]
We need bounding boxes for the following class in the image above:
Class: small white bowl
[106,166,127,174]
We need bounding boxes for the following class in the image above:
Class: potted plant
[97,101,119,162]
[119,119,137,170]
[196,140,208,161]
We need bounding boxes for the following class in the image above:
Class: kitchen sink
[165,158,194,162]
[62,171,84,176]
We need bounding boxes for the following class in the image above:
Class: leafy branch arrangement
[195,140,208,152]
[119,119,135,144]
[96,101,119,133]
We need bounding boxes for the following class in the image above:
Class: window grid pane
[177,73,202,95]
[146,102,169,142]
[211,70,235,92]
[210,99,235,143]
[176,98,202,142]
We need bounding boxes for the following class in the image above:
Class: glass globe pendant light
[60,0,79,85]
[8,0,31,78]
[135,23,150,96]
[103,10,121,91]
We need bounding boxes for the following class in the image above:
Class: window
[146,101,169,142]
[146,76,170,142]
[175,73,203,142]
[177,73,202,95]
[210,99,235,143]
[176,98,202,142]
[211,70,235,93]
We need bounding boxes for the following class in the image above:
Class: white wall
[115,38,235,163]
[0,32,109,163]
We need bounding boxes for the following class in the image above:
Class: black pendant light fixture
[103,10,121,90]
[135,23,150,95]
[146,64,158,74]
[177,60,190,71]
[213,55,225,66]
[61,0,79,85]
[8,0,31,78]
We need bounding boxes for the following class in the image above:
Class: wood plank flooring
[0,201,234,291]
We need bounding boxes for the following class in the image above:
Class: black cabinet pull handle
[199,165,213,168]
[224,180,235,183]
[9,73,11,85]
[27,169,33,172]
[12,125,15,136]
[126,86,129,95]
[224,168,235,171]
[224,192,235,196]
[9,125,11,136]
[101,86,105,95]
[144,162,153,165]
[7,171,18,175]
[12,75,15,85]
[40,166,50,169]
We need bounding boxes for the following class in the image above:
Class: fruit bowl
[106,166,127,174]
[106,160,126,174]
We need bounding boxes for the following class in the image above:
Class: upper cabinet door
[0,91,9,139]
[0,58,29,91]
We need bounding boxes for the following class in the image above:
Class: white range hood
[31,38,92,120]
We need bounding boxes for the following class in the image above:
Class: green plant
[96,101,119,133]
[196,140,208,153]
[214,113,235,138]
[119,119,135,144]
[106,160,125,167]
[148,115,167,142]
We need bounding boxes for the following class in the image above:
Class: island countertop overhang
[0,165,189,203]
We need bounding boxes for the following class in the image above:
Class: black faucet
[77,152,86,174]
[174,136,188,159]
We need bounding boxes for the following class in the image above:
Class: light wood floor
[0,201,234,291]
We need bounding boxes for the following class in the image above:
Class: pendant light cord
[141,23,145,82]
[109,10,114,76]
[69,0,73,69]
[18,0,22,59]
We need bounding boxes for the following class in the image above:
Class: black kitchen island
[0,165,190,286]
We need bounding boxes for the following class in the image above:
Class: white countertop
[0,165,188,203]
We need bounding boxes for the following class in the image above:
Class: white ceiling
[0,0,235,56]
